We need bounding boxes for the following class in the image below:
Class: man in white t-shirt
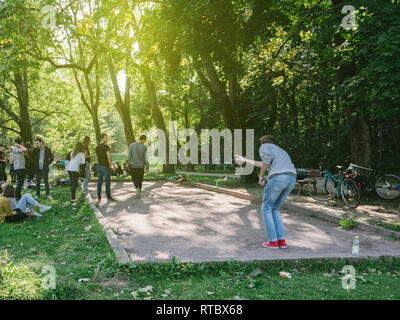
[235,135,297,250]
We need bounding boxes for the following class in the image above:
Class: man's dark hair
[260,135,274,144]
[15,137,23,144]
[35,137,43,143]
[139,135,147,141]
[100,133,107,140]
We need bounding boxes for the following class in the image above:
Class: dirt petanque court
[88,181,400,263]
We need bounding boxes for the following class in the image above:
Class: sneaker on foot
[35,195,39,200]
[31,210,43,217]
[47,195,53,200]
[278,239,288,249]
[71,199,78,203]
[263,241,279,249]
[39,205,52,213]
[107,198,117,202]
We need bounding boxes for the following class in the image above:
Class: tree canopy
[1,0,399,173]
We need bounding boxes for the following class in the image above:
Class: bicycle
[345,163,400,200]
[307,164,361,209]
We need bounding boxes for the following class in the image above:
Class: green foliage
[339,217,359,230]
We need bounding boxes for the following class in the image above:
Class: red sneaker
[278,239,288,249]
[263,241,279,249]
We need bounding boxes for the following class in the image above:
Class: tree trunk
[106,54,135,146]
[14,70,32,143]
[332,0,371,166]
[200,56,241,130]
[143,70,175,174]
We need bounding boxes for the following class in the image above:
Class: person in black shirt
[95,133,114,202]
[0,145,7,182]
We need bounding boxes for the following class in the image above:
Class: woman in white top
[67,142,86,202]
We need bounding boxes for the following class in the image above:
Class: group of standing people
[91,133,149,202]
[0,138,54,201]
[63,132,149,203]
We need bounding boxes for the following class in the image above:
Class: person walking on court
[12,138,27,200]
[67,142,86,202]
[235,135,297,250]
[127,135,149,199]
[32,138,54,199]
[95,133,114,202]
[82,136,92,194]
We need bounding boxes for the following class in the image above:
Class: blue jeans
[261,174,296,242]
[97,165,111,199]
[82,162,91,192]
[16,193,38,213]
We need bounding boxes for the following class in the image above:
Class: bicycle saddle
[336,165,344,170]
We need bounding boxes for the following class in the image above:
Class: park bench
[295,168,321,195]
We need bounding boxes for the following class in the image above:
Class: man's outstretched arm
[234,154,264,168]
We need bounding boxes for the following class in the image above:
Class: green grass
[367,219,400,233]
[0,186,117,300]
[2,183,400,300]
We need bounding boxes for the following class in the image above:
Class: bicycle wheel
[307,176,337,201]
[375,174,400,200]
[340,178,361,208]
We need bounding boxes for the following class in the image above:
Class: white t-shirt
[67,152,85,172]
[12,146,25,170]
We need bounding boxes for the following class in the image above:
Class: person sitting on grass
[2,184,52,217]
[0,195,33,223]
[115,162,123,177]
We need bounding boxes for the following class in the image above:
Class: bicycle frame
[322,169,342,196]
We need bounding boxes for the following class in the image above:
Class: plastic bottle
[352,236,360,256]
[279,272,292,279]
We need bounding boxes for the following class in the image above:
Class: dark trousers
[97,165,111,199]
[131,167,144,189]
[27,164,35,181]
[15,169,26,200]
[4,209,27,222]
[68,171,79,200]
[9,164,15,182]
[36,169,50,196]
[0,163,6,181]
